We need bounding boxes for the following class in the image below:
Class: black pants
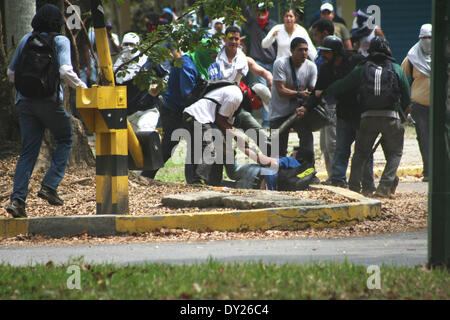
[270,115,314,166]
[141,107,183,179]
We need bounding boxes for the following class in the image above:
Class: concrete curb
[0,185,381,238]
[316,165,423,180]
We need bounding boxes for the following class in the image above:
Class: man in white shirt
[213,26,273,87]
[270,37,318,165]
[209,26,273,157]
[182,84,275,185]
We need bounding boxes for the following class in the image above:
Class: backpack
[14,32,60,99]
[186,78,237,106]
[358,60,400,110]
[277,164,316,191]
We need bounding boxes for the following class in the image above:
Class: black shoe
[6,199,27,218]
[37,185,63,206]
[375,186,392,198]
[332,180,348,188]
[311,176,321,184]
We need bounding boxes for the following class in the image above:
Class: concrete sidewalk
[0,230,427,267]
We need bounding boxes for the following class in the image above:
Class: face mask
[121,46,134,60]
[256,11,269,29]
[420,38,432,55]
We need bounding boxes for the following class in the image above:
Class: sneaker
[361,189,375,197]
[374,186,392,198]
[311,176,321,184]
[37,185,64,206]
[6,199,27,218]
[332,180,348,188]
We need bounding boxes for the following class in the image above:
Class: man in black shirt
[314,36,375,193]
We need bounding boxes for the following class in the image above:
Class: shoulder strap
[288,57,299,90]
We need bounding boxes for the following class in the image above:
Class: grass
[0,259,448,300]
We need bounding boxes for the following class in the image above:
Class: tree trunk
[4,0,34,50]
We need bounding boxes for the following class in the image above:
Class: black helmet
[368,36,392,56]
[317,35,344,54]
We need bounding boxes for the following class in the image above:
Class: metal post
[428,0,450,268]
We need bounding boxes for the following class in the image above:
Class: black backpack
[277,164,316,191]
[186,79,236,106]
[14,32,60,99]
[358,60,400,110]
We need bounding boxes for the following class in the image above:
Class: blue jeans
[331,117,374,189]
[248,61,273,127]
[12,99,73,203]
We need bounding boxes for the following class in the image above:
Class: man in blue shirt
[6,4,86,218]
[141,41,219,179]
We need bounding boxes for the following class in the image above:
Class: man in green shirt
[323,37,411,197]
[319,2,352,50]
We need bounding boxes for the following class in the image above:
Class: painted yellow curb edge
[115,185,381,234]
[0,186,381,238]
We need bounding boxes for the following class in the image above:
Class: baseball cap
[122,32,140,45]
[419,24,432,38]
[251,83,271,112]
[320,3,334,12]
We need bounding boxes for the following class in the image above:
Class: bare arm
[247,56,273,89]
[344,39,353,50]
[274,80,311,99]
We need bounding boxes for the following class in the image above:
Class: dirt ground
[0,126,428,246]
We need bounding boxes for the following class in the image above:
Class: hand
[273,30,279,38]
[295,106,307,120]
[315,90,323,98]
[148,84,160,97]
[297,90,311,99]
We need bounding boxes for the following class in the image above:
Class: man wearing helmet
[324,37,411,198]
[309,35,376,193]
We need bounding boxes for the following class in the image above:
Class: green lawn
[0,259,448,300]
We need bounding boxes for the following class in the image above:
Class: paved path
[0,230,427,267]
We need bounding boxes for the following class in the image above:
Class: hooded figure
[6,4,87,218]
[113,32,147,84]
[31,4,65,33]
[185,41,219,81]
[406,24,432,77]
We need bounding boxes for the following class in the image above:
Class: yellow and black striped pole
[76,0,141,214]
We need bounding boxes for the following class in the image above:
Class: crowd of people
[5,2,433,218]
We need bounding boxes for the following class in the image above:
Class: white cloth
[407,41,431,77]
[59,65,87,88]
[184,85,243,125]
[113,50,147,84]
[216,47,249,82]
[261,23,317,61]
[358,27,377,57]
[128,108,160,133]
